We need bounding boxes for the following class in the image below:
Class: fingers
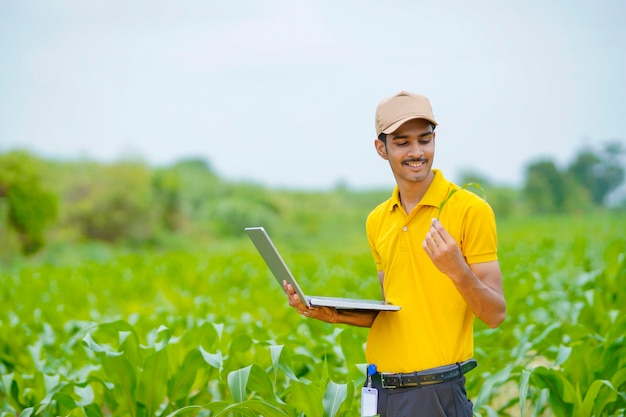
[423,219,452,257]
[423,230,440,252]
[283,280,315,317]
[284,282,302,307]
[424,219,446,249]
[430,218,450,242]
[298,306,330,320]
[423,236,434,254]
[427,230,439,246]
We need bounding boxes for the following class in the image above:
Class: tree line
[0,141,624,257]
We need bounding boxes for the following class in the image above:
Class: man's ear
[375,139,388,160]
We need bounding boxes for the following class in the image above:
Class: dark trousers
[368,376,473,417]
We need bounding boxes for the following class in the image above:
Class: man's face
[375,118,436,185]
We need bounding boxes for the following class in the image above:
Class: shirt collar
[388,169,451,211]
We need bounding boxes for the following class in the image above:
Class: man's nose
[408,141,424,157]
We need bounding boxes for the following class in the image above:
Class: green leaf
[269,345,299,382]
[212,323,225,342]
[437,189,459,220]
[269,344,285,380]
[611,367,626,394]
[100,353,138,415]
[473,364,515,409]
[223,363,277,404]
[38,379,70,410]
[50,391,78,411]
[554,344,572,367]
[17,408,34,417]
[0,373,15,409]
[0,373,13,392]
[199,346,223,371]
[228,365,252,402]
[165,404,203,417]
[118,334,141,369]
[212,399,289,417]
[476,404,499,417]
[533,322,562,347]
[531,367,574,417]
[168,348,205,403]
[74,384,96,407]
[179,321,219,353]
[229,333,253,354]
[519,369,531,417]
[581,379,615,417]
[82,333,107,354]
[136,347,169,416]
[290,380,324,417]
[84,402,105,417]
[152,324,172,351]
[323,380,348,417]
[437,182,487,220]
[245,364,276,400]
[338,327,365,369]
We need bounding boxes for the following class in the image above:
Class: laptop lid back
[244,227,312,308]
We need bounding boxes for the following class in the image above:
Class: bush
[61,160,157,243]
[0,151,58,255]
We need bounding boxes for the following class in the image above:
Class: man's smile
[403,159,427,168]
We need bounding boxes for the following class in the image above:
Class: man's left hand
[422,218,470,280]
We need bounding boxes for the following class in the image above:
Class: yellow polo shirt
[365,169,498,373]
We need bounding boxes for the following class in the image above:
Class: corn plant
[1,214,625,416]
[437,182,487,220]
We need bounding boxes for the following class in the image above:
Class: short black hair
[377,122,436,144]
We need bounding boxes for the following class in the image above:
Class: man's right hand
[283,280,380,327]
[283,280,338,323]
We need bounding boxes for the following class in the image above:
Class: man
[284,91,506,416]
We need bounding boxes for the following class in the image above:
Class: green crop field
[1,213,625,417]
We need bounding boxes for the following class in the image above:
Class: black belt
[371,359,477,389]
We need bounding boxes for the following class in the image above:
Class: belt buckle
[380,374,399,389]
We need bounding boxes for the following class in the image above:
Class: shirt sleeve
[460,194,499,264]
[366,212,383,271]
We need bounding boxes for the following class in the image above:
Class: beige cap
[375,91,438,136]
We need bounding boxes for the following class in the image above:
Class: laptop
[245,227,401,311]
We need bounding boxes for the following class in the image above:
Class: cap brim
[381,114,438,135]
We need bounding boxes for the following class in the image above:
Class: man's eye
[397,142,409,146]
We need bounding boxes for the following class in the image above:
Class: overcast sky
[1,0,625,189]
